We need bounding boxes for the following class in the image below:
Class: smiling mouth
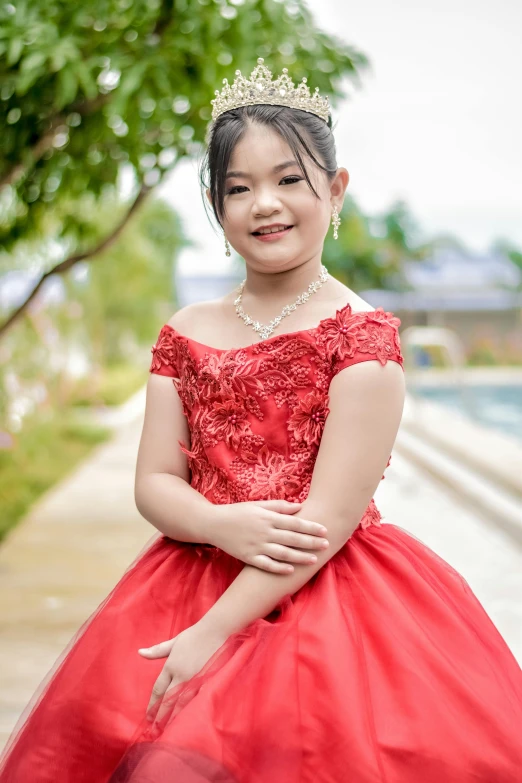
[252,225,293,236]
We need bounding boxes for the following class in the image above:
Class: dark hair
[198,104,338,228]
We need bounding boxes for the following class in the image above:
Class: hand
[207,499,330,574]
[138,622,228,721]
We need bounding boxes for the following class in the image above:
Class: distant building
[174,269,243,308]
[174,247,243,307]
[360,246,522,359]
[173,245,522,361]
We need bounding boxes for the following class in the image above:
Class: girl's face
[208,122,348,273]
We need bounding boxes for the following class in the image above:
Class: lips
[252,226,294,243]
[252,225,293,236]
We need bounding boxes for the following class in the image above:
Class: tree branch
[0,0,175,190]
[0,94,112,190]
[0,182,152,337]
[153,0,175,37]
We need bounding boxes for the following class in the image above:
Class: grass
[0,362,148,543]
[69,362,147,407]
[0,416,115,545]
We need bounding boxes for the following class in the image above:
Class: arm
[135,383,326,565]
[136,306,218,543]
[134,372,216,544]
[137,319,330,564]
[196,359,406,639]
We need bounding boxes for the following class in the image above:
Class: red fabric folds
[1,307,521,781]
[1,525,521,782]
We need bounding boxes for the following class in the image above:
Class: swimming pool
[410,384,522,442]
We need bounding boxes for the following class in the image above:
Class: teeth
[258,226,289,235]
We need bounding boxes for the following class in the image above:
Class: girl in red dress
[1,59,521,783]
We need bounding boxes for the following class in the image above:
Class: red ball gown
[1,304,521,782]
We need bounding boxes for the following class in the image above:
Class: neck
[241,255,328,307]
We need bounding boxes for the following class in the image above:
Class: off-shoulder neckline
[161,302,392,354]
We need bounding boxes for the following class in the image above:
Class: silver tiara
[209,58,331,128]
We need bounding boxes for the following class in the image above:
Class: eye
[226,175,303,196]
[226,185,248,195]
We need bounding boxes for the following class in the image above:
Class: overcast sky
[161,0,522,272]
[307,0,522,252]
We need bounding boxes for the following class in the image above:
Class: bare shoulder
[166,299,224,338]
[330,283,375,314]
[349,296,375,315]
[165,283,375,343]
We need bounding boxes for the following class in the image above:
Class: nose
[252,185,284,217]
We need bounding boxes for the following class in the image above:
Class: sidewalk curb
[394,433,522,547]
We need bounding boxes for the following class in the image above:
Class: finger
[270,529,330,552]
[147,668,172,715]
[256,499,302,512]
[270,543,320,565]
[138,639,174,659]
[263,542,321,565]
[155,679,183,724]
[251,554,295,575]
[274,514,328,536]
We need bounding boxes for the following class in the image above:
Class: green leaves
[7,38,24,67]
[56,69,79,110]
[323,196,428,292]
[1,0,369,252]
[72,60,98,100]
[20,51,46,72]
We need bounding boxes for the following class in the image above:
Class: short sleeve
[331,309,404,377]
[149,324,179,378]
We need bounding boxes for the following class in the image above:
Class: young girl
[1,59,521,783]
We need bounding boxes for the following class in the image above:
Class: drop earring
[224,235,231,257]
[331,206,341,240]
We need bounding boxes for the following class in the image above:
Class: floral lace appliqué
[149,311,404,540]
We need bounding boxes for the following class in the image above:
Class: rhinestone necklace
[234,264,330,341]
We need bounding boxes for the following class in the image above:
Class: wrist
[195,567,259,640]
[194,611,232,645]
[195,501,221,546]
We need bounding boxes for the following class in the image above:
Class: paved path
[1,413,521,749]
[0,419,153,749]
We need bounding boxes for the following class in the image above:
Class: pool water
[412,384,522,442]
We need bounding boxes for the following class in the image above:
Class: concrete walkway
[1,406,521,750]
[0,417,153,749]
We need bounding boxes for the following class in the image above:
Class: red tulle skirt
[1,522,521,782]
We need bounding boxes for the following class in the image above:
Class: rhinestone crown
[209,58,331,128]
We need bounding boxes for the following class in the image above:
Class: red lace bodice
[149,303,404,534]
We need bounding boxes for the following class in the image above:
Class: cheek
[223,199,248,229]
[295,199,328,230]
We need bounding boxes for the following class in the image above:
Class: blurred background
[0,0,521,746]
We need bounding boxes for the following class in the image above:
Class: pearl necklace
[234,264,330,341]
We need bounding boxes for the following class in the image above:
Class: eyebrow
[225,160,300,179]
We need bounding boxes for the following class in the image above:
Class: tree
[0,191,184,419]
[323,196,430,291]
[0,0,368,334]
